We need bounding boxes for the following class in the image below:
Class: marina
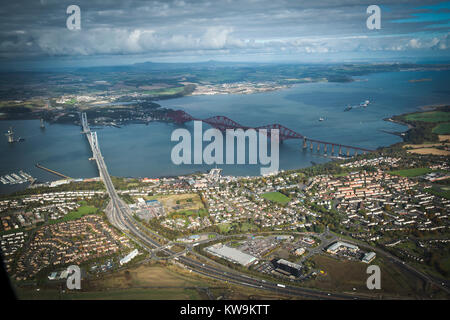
[0,171,35,185]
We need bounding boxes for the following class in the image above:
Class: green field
[427,187,450,200]
[217,222,258,234]
[64,205,98,220]
[432,123,450,134]
[64,98,77,105]
[49,205,98,224]
[261,192,291,204]
[169,208,208,219]
[218,223,232,233]
[404,111,450,123]
[389,168,432,177]
[142,86,184,96]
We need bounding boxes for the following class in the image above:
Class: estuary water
[1,69,449,194]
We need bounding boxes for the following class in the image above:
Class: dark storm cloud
[0,0,448,60]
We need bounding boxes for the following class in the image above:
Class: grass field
[14,262,295,300]
[427,187,450,200]
[0,99,45,110]
[406,148,450,156]
[217,222,258,233]
[389,167,432,177]
[142,86,184,96]
[304,255,439,298]
[218,223,232,233]
[404,111,450,123]
[261,192,290,204]
[16,287,200,300]
[170,208,208,219]
[15,263,208,300]
[48,204,98,224]
[64,98,77,105]
[433,123,450,134]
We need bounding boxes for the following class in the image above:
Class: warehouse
[206,243,257,266]
[274,259,302,277]
[120,249,139,265]
[362,252,376,263]
[326,241,359,254]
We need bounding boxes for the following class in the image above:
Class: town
[1,147,449,299]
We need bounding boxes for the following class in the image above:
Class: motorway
[81,113,371,300]
[81,113,448,300]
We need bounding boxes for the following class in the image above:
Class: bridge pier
[310,142,313,151]
[331,144,335,155]
[303,138,307,149]
[346,149,350,157]
[317,143,320,152]
[339,146,342,156]
[324,144,327,156]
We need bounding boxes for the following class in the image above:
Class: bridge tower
[5,127,14,143]
[81,112,89,133]
[91,132,99,151]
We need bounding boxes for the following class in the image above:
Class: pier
[35,163,71,179]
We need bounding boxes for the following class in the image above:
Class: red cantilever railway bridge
[166,110,374,156]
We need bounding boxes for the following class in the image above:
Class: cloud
[0,0,448,61]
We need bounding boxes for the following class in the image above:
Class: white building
[326,241,359,254]
[362,252,376,263]
[120,249,139,265]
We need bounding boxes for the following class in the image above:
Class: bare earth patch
[403,140,450,156]
[406,148,450,156]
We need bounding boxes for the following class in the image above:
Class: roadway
[81,113,371,299]
[81,113,444,300]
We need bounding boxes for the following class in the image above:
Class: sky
[0,0,449,69]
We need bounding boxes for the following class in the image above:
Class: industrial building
[206,243,257,266]
[120,249,139,265]
[361,252,376,263]
[326,241,359,254]
[134,199,165,222]
[273,258,302,277]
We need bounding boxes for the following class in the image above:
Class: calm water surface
[1,70,449,194]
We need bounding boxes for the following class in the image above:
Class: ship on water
[360,100,370,107]
[344,99,370,111]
